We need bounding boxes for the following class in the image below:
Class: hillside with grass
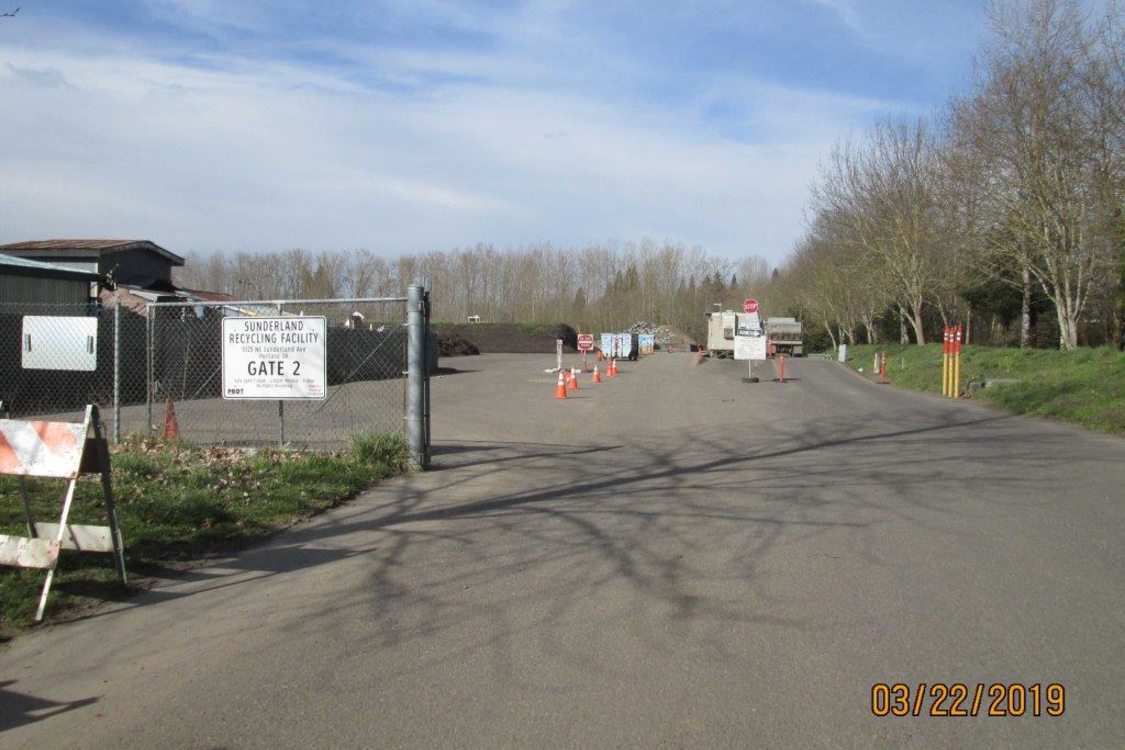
[843,344,1125,435]
[846,344,1125,436]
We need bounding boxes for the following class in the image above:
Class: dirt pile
[436,331,480,357]
[434,323,578,355]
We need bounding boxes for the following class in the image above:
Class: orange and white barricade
[0,405,127,620]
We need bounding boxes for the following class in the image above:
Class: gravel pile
[627,321,676,344]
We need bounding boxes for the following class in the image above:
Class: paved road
[4,353,1124,748]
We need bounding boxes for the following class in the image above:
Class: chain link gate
[144,296,426,451]
[0,291,431,464]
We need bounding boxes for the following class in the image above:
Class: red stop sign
[743,298,759,314]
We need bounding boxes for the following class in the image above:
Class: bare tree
[810,119,944,344]
[952,0,1119,349]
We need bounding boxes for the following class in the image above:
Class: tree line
[176,241,775,344]
[778,0,1124,350]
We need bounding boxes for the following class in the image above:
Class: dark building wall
[3,246,177,290]
[0,273,93,306]
[100,248,175,287]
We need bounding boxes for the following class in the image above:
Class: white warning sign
[222,317,327,400]
[734,333,767,362]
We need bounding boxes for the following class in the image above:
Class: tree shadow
[0,680,99,732]
[302,410,1067,679]
[40,399,1122,695]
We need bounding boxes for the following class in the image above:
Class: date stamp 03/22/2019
[871,683,1066,718]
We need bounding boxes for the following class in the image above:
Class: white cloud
[802,0,868,37]
[0,9,912,263]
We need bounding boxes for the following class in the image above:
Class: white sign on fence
[222,316,327,400]
[21,316,98,371]
[734,334,767,361]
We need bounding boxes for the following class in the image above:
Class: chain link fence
[147,297,419,448]
[0,299,142,427]
[0,295,431,454]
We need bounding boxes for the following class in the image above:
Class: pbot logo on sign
[577,334,594,352]
[743,298,759,314]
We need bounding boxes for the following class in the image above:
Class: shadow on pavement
[62,409,1106,656]
[0,680,99,733]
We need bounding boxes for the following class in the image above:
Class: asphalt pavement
[3,352,1124,749]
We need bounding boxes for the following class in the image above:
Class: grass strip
[0,432,410,635]
[843,343,1125,435]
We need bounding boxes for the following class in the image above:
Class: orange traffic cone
[555,371,568,399]
[164,395,180,440]
[608,359,617,377]
[567,367,579,390]
[592,364,602,383]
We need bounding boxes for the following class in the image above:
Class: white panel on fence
[21,316,98,371]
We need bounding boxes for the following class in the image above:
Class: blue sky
[0,1,988,264]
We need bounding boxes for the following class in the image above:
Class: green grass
[0,433,410,634]
[844,343,1125,435]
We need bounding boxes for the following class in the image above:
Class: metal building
[0,239,184,291]
[0,252,100,307]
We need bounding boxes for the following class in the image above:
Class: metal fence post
[146,303,154,436]
[407,284,428,469]
[423,288,431,467]
[277,301,285,449]
[113,298,121,443]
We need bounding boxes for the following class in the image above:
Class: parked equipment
[765,317,804,357]
[600,332,639,361]
[705,311,761,358]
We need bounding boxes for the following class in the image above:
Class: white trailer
[705,311,761,358]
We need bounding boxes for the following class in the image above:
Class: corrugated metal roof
[1,239,136,251]
[0,239,185,266]
[0,252,100,280]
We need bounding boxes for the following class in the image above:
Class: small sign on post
[577,333,594,372]
[735,330,766,383]
[736,313,761,336]
[743,298,759,314]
